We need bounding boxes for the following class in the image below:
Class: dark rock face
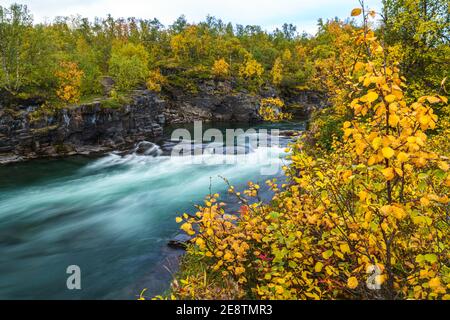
[282,90,328,119]
[0,91,166,163]
[164,80,262,124]
[100,76,115,96]
[162,79,327,124]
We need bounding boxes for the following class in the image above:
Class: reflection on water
[0,122,304,299]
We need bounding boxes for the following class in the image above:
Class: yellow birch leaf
[347,277,359,289]
[351,8,362,16]
[382,147,395,159]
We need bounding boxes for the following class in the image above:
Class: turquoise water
[0,122,305,300]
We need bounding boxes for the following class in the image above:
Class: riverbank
[0,79,325,165]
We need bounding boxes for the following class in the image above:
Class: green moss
[28,104,58,123]
[78,94,105,105]
[30,125,59,135]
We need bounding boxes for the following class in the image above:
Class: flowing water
[0,122,305,300]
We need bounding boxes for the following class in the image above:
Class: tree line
[1,1,447,108]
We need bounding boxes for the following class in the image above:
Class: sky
[1,0,382,35]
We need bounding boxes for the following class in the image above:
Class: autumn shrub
[212,58,230,79]
[55,61,84,104]
[170,5,449,301]
[259,98,292,122]
[270,58,283,86]
[239,53,264,91]
[146,69,168,92]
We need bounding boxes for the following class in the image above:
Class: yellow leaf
[340,243,351,254]
[382,168,395,181]
[224,252,233,261]
[420,197,430,207]
[181,223,195,235]
[368,155,376,166]
[366,91,379,103]
[351,8,362,16]
[429,277,441,290]
[438,161,449,172]
[372,137,382,151]
[347,277,359,289]
[314,262,324,273]
[426,96,441,104]
[419,115,431,126]
[397,152,409,163]
[389,114,399,127]
[235,266,245,275]
[342,170,353,182]
[276,286,284,295]
[175,217,183,223]
[380,205,392,216]
[385,94,396,103]
[392,206,406,220]
[382,147,395,159]
[322,250,333,260]
[195,237,205,247]
[395,167,404,177]
[354,62,365,72]
[359,190,368,201]
[439,95,448,104]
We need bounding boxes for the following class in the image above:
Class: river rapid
[0,122,305,299]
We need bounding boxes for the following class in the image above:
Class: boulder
[168,234,193,250]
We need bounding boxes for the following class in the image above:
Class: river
[0,121,305,299]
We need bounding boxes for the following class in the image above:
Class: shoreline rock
[168,234,193,250]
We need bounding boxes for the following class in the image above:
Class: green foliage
[74,38,103,95]
[309,109,346,151]
[381,0,450,97]
[0,4,318,103]
[108,42,149,91]
[0,4,33,93]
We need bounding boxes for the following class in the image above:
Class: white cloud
[2,0,382,34]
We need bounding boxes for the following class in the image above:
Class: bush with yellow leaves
[238,53,264,90]
[55,61,84,104]
[168,5,449,301]
[259,98,292,122]
[212,58,230,79]
[146,69,167,92]
[271,58,283,86]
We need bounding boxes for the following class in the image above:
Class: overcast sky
[1,0,382,34]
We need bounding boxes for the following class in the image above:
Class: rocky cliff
[0,91,166,163]
[0,80,325,164]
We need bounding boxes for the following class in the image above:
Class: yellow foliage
[146,69,167,92]
[351,8,362,17]
[271,58,283,86]
[212,58,230,78]
[259,98,292,122]
[55,61,83,104]
[169,3,449,301]
[347,277,359,289]
[239,54,264,81]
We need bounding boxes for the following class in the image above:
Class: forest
[1,1,447,106]
[1,0,449,301]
